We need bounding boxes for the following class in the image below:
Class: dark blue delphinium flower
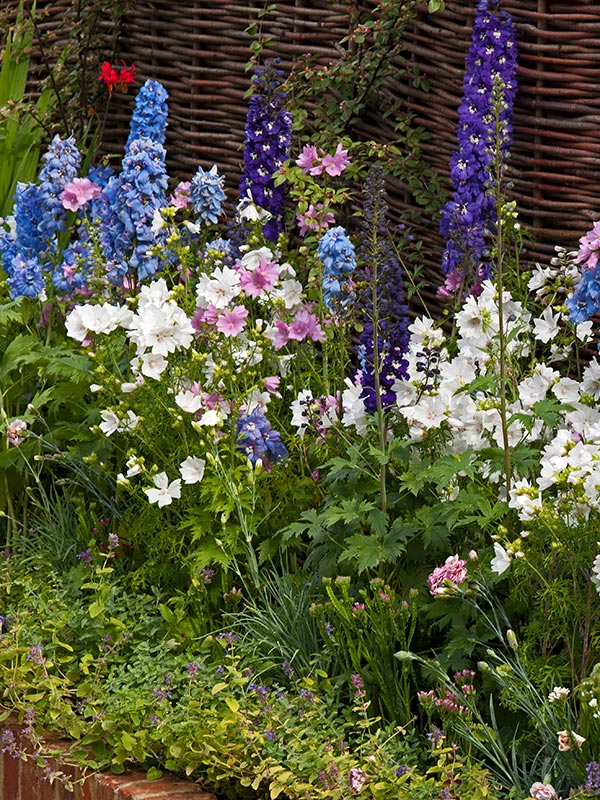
[189,165,227,225]
[236,408,288,469]
[126,79,169,149]
[6,254,45,299]
[317,226,357,313]
[439,0,518,296]
[239,60,292,241]
[356,164,410,412]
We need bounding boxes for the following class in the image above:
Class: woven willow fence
[5,0,600,289]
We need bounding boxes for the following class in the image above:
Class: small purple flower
[26,644,45,666]
[187,662,200,677]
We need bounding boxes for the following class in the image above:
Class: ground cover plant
[0,0,600,798]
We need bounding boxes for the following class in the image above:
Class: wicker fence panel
[4,0,600,287]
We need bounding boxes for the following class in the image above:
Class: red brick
[3,753,20,800]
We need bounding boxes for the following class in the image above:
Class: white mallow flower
[98,409,139,437]
[532,307,561,343]
[66,302,133,342]
[341,377,368,437]
[175,389,203,414]
[126,302,194,356]
[239,246,274,270]
[144,472,181,507]
[151,208,166,233]
[271,278,304,310]
[552,376,581,404]
[179,456,206,485]
[591,552,600,594]
[137,278,171,309]
[582,358,600,400]
[139,352,168,380]
[407,316,446,349]
[490,542,511,575]
[400,393,448,432]
[576,320,594,342]
[517,364,559,407]
[98,409,120,436]
[508,478,542,521]
[196,265,240,309]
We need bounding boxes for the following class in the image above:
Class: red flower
[99,61,135,94]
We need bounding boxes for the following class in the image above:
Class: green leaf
[146,766,162,781]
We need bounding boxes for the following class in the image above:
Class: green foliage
[0,3,56,215]
[0,557,503,800]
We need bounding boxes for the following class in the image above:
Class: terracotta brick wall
[0,724,216,800]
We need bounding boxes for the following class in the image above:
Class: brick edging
[0,722,217,800]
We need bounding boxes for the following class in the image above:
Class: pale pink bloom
[288,309,325,343]
[295,143,321,173]
[427,555,467,596]
[576,220,600,271]
[238,259,280,298]
[557,729,585,751]
[99,409,120,437]
[60,177,101,211]
[6,418,27,446]
[264,376,281,393]
[296,203,336,237]
[529,783,557,800]
[348,767,367,793]
[170,181,191,209]
[321,143,351,176]
[144,472,181,508]
[215,305,248,337]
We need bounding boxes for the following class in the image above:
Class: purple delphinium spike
[356,164,410,412]
[239,60,292,241]
[439,0,518,297]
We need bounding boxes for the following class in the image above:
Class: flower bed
[1,2,600,799]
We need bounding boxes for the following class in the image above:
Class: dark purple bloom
[235,408,288,469]
[439,0,518,295]
[239,60,292,241]
[356,164,410,411]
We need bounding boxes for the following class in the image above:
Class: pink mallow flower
[296,204,336,237]
[60,178,101,211]
[577,219,600,272]
[295,143,321,174]
[215,305,249,337]
[427,555,468,596]
[288,308,325,343]
[170,181,191,209]
[238,258,280,299]
[321,143,351,177]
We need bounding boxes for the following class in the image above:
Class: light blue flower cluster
[37,135,81,241]
[317,226,357,313]
[125,80,169,148]
[189,165,227,225]
[98,137,169,281]
[0,135,82,299]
